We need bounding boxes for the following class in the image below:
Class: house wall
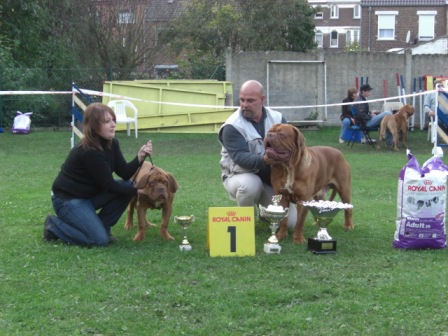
[360,5,446,52]
[226,49,448,126]
[312,1,361,51]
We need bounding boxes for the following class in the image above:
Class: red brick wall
[360,6,446,51]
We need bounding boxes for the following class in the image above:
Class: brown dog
[124,162,179,241]
[377,104,415,151]
[264,124,353,243]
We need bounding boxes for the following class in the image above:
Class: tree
[160,0,317,78]
[76,0,157,79]
[0,0,48,67]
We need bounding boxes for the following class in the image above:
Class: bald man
[218,80,296,227]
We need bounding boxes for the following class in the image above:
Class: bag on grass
[12,111,33,134]
[393,152,448,249]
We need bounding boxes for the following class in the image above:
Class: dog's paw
[133,233,145,241]
[124,221,133,230]
[276,229,288,241]
[292,234,306,244]
[344,223,354,231]
[161,230,175,241]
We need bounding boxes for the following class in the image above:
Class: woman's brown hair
[80,103,116,150]
[347,87,358,99]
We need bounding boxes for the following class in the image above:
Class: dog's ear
[289,126,304,166]
[134,172,151,189]
[167,173,179,193]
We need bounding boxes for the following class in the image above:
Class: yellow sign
[207,207,255,257]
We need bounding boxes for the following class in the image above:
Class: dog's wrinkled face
[135,167,178,201]
[400,104,415,118]
[264,124,305,166]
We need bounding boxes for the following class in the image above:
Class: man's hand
[264,148,290,165]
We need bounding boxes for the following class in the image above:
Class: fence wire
[0,67,154,129]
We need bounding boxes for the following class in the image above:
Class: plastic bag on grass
[393,152,448,249]
[11,111,33,134]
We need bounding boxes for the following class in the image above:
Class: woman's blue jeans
[339,118,352,139]
[49,180,134,246]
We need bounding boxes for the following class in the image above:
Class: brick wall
[360,6,446,52]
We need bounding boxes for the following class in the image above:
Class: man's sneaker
[339,138,345,144]
[43,215,58,241]
[360,137,366,143]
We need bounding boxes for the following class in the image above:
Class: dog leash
[132,141,154,183]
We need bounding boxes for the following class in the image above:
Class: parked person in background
[218,80,296,227]
[354,84,393,143]
[339,87,358,144]
[43,103,153,247]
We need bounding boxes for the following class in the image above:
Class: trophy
[259,195,289,254]
[302,200,353,254]
[174,215,195,251]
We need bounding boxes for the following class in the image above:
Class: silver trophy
[174,215,195,251]
[302,200,353,254]
[259,195,289,254]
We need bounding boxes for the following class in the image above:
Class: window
[315,11,323,19]
[330,30,338,47]
[418,11,436,41]
[118,10,135,24]
[376,11,397,40]
[346,30,360,46]
[330,5,339,19]
[315,31,323,48]
[353,5,360,19]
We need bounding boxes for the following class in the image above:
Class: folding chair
[346,105,378,148]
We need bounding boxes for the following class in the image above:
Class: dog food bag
[11,111,33,134]
[393,152,448,249]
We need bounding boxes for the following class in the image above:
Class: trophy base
[179,244,192,252]
[264,242,281,254]
[307,238,337,254]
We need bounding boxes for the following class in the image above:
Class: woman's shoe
[108,234,118,243]
[42,215,58,241]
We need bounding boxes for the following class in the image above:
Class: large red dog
[376,104,415,151]
[264,124,353,243]
[124,162,179,241]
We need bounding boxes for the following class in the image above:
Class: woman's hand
[138,140,153,162]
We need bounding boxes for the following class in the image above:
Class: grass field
[1,126,448,335]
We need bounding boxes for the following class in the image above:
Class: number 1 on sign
[227,226,236,252]
[208,207,255,257]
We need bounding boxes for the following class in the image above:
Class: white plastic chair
[107,100,138,138]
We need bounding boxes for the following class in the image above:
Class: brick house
[93,0,191,74]
[359,0,447,52]
[308,0,362,51]
[309,0,448,53]
[146,0,192,73]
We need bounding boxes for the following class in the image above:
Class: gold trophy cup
[259,195,289,254]
[174,215,195,251]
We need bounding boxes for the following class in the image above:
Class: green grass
[1,127,448,335]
